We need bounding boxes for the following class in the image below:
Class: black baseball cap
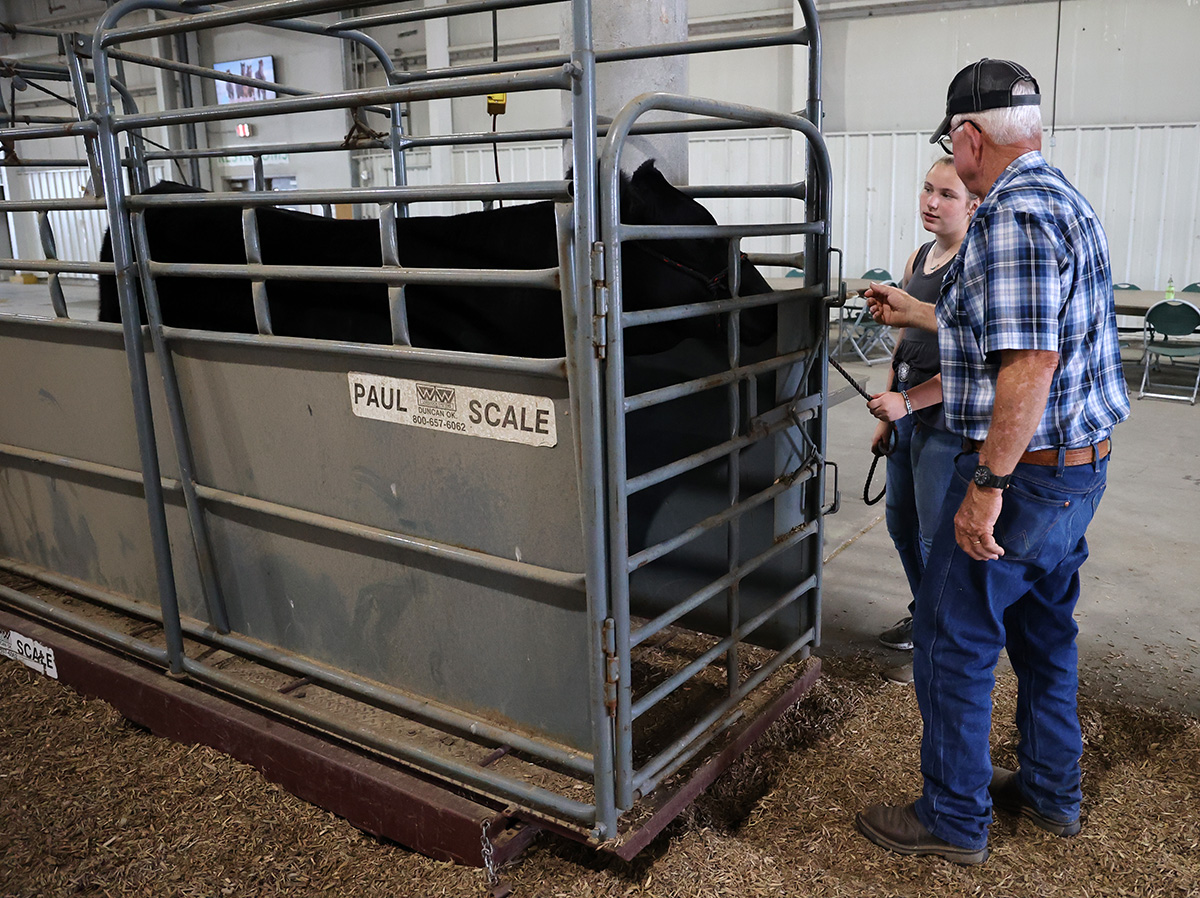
[929,58,1041,144]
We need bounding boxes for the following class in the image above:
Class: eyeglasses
[938,120,977,155]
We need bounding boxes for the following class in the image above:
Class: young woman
[867,157,979,667]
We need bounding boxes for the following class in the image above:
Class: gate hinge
[602,617,618,717]
[591,242,608,359]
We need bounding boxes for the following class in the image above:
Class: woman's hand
[870,419,895,456]
[868,391,909,423]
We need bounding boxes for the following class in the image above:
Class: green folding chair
[833,268,896,364]
[1139,299,1200,404]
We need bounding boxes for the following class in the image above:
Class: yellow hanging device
[487,93,507,115]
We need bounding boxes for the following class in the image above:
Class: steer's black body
[98,161,774,356]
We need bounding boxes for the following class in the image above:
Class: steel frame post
[90,4,187,673]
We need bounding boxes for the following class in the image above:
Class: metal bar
[631,519,819,649]
[129,210,232,634]
[112,68,572,132]
[91,39,188,676]
[631,574,818,720]
[627,405,817,496]
[0,556,591,775]
[35,212,69,318]
[0,258,113,274]
[240,208,275,335]
[633,626,816,797]
[63,33,105,198]
[378,204,411,346]
[620,288,803,331]
[623,346,815,413]
[394,116,786,150]
[0,122,100,142]
[598,102,635,815]
[628,462,818,572]
[142,139,387,161]
[621,221,823,240]
[0,197,107,212]
[169,33,203,187]
[97,324,571,377]
[561,0,617,841]
[143,260,560,290]
[0,581,171,667]
[334,0,560,30]
[110,47,312,98]
[596,27,808,64]
[0,157,92,165]
[680,183,807,200]
[127,180,569,206]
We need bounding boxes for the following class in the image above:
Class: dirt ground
[2,652,1197,898]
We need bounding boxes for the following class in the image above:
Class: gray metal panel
[0,318,199,616]
[0,317,594,749]
[167,336,584,573]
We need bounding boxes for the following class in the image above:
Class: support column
[424,0,454,187]
[563,0,689,184]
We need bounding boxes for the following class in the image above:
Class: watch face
[973,465,993,487]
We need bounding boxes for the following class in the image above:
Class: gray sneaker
[879,616,913,651]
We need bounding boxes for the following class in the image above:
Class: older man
[855,59,1130,864]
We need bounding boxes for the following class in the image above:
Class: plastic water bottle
[1165,276,1175,301]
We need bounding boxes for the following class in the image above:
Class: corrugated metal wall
[828,122,1200,290]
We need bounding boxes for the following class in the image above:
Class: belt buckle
[896,361,911,382]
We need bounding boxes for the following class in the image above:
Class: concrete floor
[2,279,1197,715]
[820,352,1200,717]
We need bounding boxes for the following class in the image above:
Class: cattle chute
[0,0,837,863]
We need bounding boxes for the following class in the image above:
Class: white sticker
[0,628,59,679]
[348,373,558,448]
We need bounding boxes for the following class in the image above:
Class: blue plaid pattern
[935,152,1130,447]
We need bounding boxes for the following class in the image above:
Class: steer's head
[618,160,774,349]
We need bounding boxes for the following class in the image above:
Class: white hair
[951,81,1042,146]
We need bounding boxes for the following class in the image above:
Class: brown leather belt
[964,438,1111,467]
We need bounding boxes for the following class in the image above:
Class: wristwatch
[972,464,1012,490]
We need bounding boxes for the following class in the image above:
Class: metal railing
[0,0,833,848]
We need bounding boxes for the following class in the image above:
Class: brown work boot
[989,767,1082,836]
[856,802,988,865]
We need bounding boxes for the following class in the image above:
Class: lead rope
[828,354,895,506]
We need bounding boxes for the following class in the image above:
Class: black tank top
[893,241,951,432]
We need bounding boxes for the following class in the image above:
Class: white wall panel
[830,124,1200,291]
[9,164,167,278]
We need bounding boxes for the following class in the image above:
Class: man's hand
[870,419,894,456]
[954,483,1005,561]
[864,283,938,332]
[867,391,909,423]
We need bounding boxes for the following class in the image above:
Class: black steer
[98,160,774,357]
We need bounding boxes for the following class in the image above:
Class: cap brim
[929,112,954,145]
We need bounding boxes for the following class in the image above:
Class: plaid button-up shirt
[935,151,1130,448]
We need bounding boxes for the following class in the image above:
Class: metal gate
[0,0,836,857]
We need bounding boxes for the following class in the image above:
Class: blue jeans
[885,416,961,604]
[912,450,1109,851]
